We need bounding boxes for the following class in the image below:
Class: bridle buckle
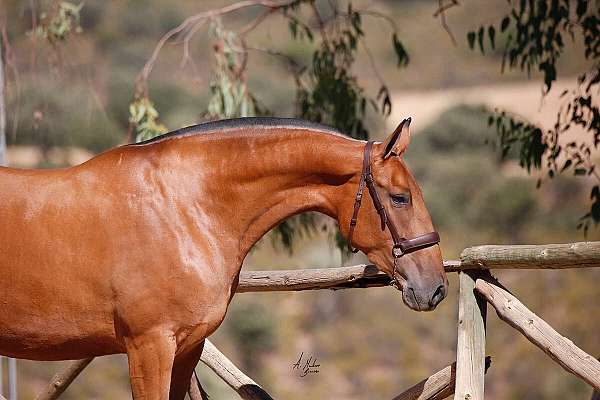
[392,245,404,258]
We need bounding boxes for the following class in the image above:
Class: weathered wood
[393,362,456,400]
[237,264,390,292]
[238,262,463,292]
[454,271,487,400]
[393,357,491,400]
[7,358,16,400]
[461,241,600,270]
[475,276,600,391]
[36,358,93,400]
[593,359,600,400]
[200,339,274,400]
[188,373,205,400]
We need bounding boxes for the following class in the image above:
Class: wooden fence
[33,241,600,399]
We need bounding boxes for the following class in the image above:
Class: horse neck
[162,128,364,262]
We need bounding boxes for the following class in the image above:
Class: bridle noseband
[347,141,440,260]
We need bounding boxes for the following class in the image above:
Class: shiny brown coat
[0,118,447,398]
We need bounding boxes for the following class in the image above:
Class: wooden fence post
[454,271,487,400]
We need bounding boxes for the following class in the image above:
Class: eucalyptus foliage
[129,97,168,143]
[293,3,395,139]
[205,20,261,120]
[468,0,600,233]
[33,1,83,43]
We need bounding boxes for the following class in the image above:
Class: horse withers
[0,117,447,398]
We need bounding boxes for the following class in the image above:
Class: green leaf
[501,16,510,32]
[477,27,485,53]
[304,26,314,42]
[392,33,409,67]
[592,195,600,223]
[488,26,496,49]
[289,19,298,39]
[467,31,476,49]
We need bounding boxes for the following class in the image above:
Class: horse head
[340,118,448,311]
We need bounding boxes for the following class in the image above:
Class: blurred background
[0,0,599,399]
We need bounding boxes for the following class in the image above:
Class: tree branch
[136,0,301,97]
[309,2,329,46]
[434,0,459,45]
[238,8,274,37]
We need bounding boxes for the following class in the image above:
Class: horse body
[0,118,447,398]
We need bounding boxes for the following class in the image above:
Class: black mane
[130,117,343,145]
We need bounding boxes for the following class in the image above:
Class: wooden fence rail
[393,362,457,400]
[392,362,457,400]
[199,340,274,400]
[392,357,491,400]
[29,241,600,399]
[36,359,93,400]
[460,241,600,270]
[475,273,600,391]
[238,241,600,292]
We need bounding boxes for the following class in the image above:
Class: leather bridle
[347,141,440,260]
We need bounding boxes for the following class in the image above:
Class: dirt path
[388,79,579,135]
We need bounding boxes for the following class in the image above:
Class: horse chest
[112,256,235,338]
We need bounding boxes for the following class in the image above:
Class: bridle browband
[347,141,440,260]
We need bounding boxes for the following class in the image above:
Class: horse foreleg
[169,340,207,400]
[125,331,177,400]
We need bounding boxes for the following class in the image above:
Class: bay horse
[0,117,447,398]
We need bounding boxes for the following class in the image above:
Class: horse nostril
[429,284,446,307]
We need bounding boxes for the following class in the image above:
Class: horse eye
[391,193,411,207]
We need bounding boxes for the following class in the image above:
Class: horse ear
[382,117,412,159]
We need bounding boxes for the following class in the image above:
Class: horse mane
[129,117,346,146]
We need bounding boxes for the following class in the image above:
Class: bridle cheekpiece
[347,141,440,261]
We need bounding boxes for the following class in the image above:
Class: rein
[347,141,440,261]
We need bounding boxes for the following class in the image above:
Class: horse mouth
[402,288,427,311]
[393,270,436,312]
